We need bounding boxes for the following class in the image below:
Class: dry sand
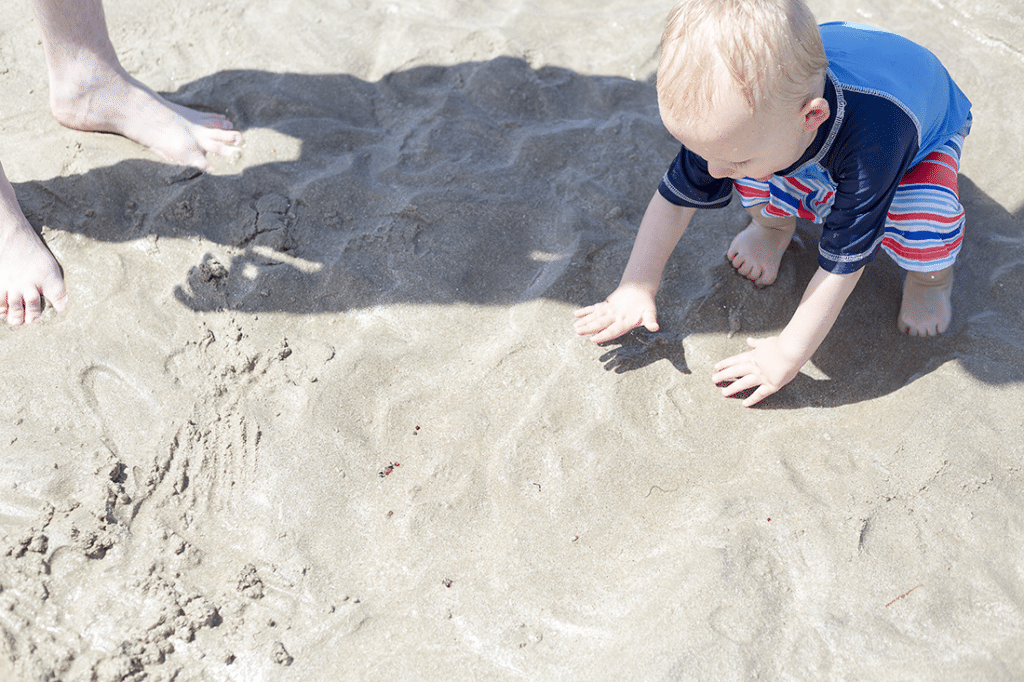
[1,0,1023,680]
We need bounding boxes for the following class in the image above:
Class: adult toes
[198,113,234,130]
[198,129,243,159]
[206,128,242,145]
[20,288,43,324]
[6,296,25,326]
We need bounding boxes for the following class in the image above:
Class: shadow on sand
[15,59,1024,407]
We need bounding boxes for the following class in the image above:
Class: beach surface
[1,1,1023,680]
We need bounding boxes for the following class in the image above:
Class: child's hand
[573,285,658,343]
[711,336,804,407]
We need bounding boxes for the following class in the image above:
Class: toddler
[574,0,972,407]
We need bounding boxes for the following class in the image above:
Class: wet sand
[1,1,1023,680]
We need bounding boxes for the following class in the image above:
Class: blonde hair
[657,0,828,122]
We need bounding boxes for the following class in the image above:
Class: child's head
[658,0,828,121]
[657,0,830,181]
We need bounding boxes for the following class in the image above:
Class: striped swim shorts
[734,131,967,272]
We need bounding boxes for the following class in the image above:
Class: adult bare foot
[0,165,66,325]
[49,66,242,170]
[33,0,241,170]
[898,267,953,336]
[726,217,797,287]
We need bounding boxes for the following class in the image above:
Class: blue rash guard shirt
[657,22,973,274]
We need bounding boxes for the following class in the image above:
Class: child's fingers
[742,385,776,408]
[711,364,748,385]
[575,321,618,340]
[587,322,632,344]
[573,305,596,318]
[711,352,749,377]
[641,310,659,332]
[572,313,607,335]
[585,327,618,344]
[720,373,760,397]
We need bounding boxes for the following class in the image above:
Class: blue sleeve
[818,99,920,274]
[657,146,734,209]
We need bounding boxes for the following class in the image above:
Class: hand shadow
[597,327,689,374]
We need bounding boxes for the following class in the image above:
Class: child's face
[662,83,828,183]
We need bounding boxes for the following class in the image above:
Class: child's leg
[898,266,953,336]
[726,204,797,287]
[882,130,968,337]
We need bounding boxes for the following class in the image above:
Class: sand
[1,0,1023,680]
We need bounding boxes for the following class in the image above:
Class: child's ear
[800,98,830,133]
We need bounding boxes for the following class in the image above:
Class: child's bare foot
[898,267,953,336]
[48,59,241,170]
[726,216,796,287]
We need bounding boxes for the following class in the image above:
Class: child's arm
[574,192,696,343]
[711,266,864,407]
